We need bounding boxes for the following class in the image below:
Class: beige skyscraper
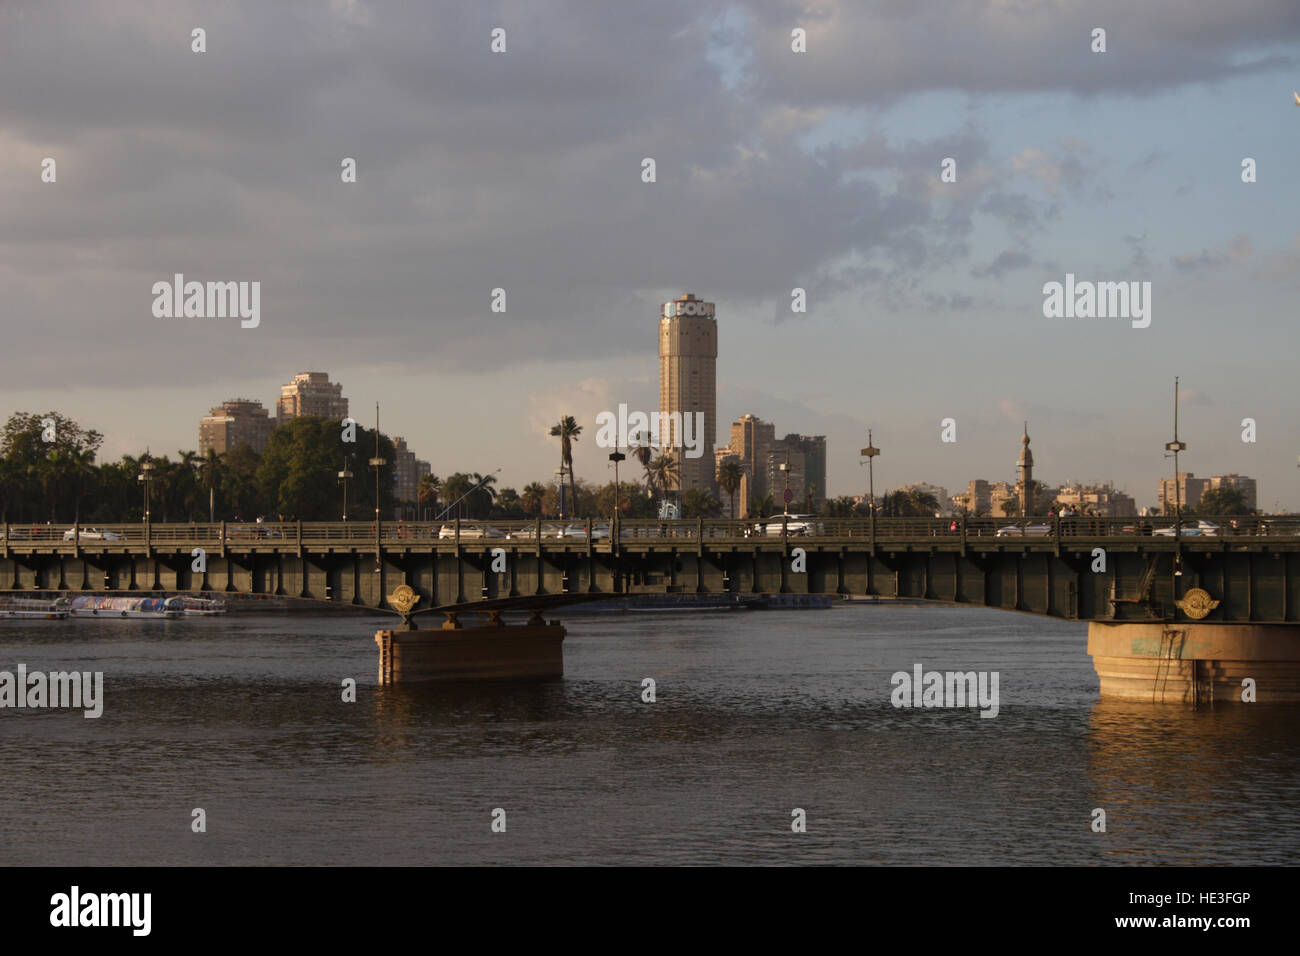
[277,372,348,423]
[658,294,717,494]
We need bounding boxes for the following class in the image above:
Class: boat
[0,596,71,620]
[179,596,227,616]
[69,596,183,619]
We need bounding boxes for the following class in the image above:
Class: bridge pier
[1088,622,1300,704]
[374,613,566,684]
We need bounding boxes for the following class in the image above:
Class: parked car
[63,527,123,541]
[995,524,1052,537]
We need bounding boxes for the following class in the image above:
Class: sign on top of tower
[661,293,715,318]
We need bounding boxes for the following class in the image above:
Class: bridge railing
[5,516,1300,546]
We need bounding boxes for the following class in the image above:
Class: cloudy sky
[3,0,1298,509]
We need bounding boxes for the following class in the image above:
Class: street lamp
[368,403,386,525]
[1164,377,1188,575]
[338,456,354,522]
[609,448,626,518]
[859,429,880,517]
[137,457,154,522]
[780,453,790,515]
[555,466,568,519]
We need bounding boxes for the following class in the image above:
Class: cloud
[1171,234,1254,272]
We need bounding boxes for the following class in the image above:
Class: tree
[521,482,546,517]
[1196,487,1249,516]
[549,416,582,517]
[466,472,498,519]
[1000,499,1020,517]
[417,473,441,519]
[257,418,394,520]
[682,488,722,518]
[646,454,679,499]
[199,448,225,522]
[749,494,776,518]
[716,460,744,519]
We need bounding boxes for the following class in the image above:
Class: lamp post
[338,456,353,521]
[1164,377,1187,576]
[860,430,880,543]
[609,448,626,517]
[556,466,567,519]
[369,403,386,569]
[780,453,790,515]
[137,458,154,522]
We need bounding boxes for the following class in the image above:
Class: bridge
[4,515,1299,701]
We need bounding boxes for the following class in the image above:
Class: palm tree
[749,493,776,519]
[716,460,744,519]
[64,447,97,523]
[417,473,441,520]
[646,454,679,499]
[199,448,225,522]
[521,482,546,517]
[549,416,582,517]
[468,472,498,519]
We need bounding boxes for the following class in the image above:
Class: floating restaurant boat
[0,596,71,620]
[178,596,227,616]
[69,596,183,619]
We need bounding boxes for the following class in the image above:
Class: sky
[2,0,1298,511]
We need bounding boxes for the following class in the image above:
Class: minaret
[1017,423,1034,516]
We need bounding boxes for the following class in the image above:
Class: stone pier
[374,611,566,684]
[1088,622,1300,704]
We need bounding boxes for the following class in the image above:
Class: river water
[2,605,1297,865]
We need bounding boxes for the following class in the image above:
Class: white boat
[0,596,71,620]
[179,596,227,616]
[69,595,183,619]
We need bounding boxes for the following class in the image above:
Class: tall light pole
[556,466,567,519]
[137,456,154,523]
[860,429,879,515]
[338,456,353,521]
[609,448,626,518]
[1165,377,1187,575]
[780,452,790,515]
[369,403,386,570]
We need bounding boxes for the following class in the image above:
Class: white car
[1152,520,1219,538]
[63,527,123,541]
[438,523,504,540]
[995,524,1052,537]
[753,514,822,536]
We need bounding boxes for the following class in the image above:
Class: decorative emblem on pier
[1175,587,1219,620]
[388,584,420,628]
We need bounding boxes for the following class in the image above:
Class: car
[63,527,123,541]
[438,523,505,540]
[752,514,823,536]
[1152,520,1219,538]
[995,524,1052,537]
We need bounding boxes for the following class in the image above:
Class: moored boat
[0,596,71,620]
[69,596,183,619]
[179,596,227,616]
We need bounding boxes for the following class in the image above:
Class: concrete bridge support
[1088,622,1300,704]
[374,613,566,684]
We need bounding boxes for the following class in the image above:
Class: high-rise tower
[658,293,717,494]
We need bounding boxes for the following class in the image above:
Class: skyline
[2,1,1297,509]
